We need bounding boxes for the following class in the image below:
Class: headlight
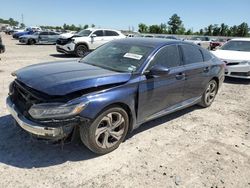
[28,102,87,120]
[242,61,250,65]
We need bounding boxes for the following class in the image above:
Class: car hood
[15,61,131,96]
[212,49,250,61]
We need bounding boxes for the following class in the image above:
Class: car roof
[231,38,250,41]
[85,28,121,32]
[114,38,190,48]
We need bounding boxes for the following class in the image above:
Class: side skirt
[137,96,202,127]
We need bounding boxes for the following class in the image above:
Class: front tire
[75,44,88,57]
[80,107,129,154]
[199,79,218,107]
[28,39,35,45]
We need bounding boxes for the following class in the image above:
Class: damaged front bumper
[6,97,82,140]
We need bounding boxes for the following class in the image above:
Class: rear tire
[198,79,218,107]
[75,44,88,57]
[80,107,129,154]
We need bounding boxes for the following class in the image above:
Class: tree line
[0,17,95,31]
[138,14,249,37]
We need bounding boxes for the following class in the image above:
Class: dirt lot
[0,33,249,188]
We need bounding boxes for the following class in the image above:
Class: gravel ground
[0,33,250,188]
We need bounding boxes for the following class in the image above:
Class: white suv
[56,28,126,57]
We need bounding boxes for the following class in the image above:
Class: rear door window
[180,44,203,65]
[104,30,119,36]
[93,30,104,37]
[201,48,213,61]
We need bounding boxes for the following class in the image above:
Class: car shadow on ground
[0,115,97,169]
[0,105,200,169]
[50,54,78,58]
[128,105,199,139]
[224,77,250,85]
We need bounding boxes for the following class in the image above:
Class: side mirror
[146,65,170,76]
[91,34,97,38]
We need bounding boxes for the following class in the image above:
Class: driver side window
[147,45,181,70]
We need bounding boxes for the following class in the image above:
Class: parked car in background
[186,36,211,49]
[0,35,5,53]
[19,31,60,45]
[5,27,24,35]
[12,27,42,39]
[155,35,179,40]
[212,38,250,79]
[56,28,125,57]
[7,38,224,154]
[210,38,227,50]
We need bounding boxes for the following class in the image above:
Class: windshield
[77,29,92,37]
[80,42,154,73]
[220,41,250,52]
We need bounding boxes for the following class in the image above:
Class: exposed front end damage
[7,80,90,140]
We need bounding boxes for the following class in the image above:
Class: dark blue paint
[14,38,224,130]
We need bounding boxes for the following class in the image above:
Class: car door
[48,32,59,43]
[180,44,211,100]
[38,32,49,43]
[137,45,186,123]
[103,30,121,42]
[89,30,106,49]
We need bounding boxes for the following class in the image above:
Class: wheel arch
[211,77,219,93]
[75,42,89,50]
[93,102,134,134]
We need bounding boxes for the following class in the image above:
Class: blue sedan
[7,38,224,154]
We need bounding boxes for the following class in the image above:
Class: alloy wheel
[95,112,125,149]
[205,82,217,105]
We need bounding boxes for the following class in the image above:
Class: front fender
[78,84,138,129]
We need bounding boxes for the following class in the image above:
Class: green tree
[20,23,25,28]
[148,25,162,34]
[167,14,182,34]
[185,29,192,35]
[138,23,148,33]
[212,24,220,36]
[160,23,167,33]
[220,23,228,36]
[199,29,204,35]
[83,24,89,29]
[177,24,186,34]
[205,25,213,36]
[237,22,249,37]
[230,25,238,36]
[91,24,95,28]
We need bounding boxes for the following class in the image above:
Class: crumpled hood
[15,61,131,96]
[212,49,250,61]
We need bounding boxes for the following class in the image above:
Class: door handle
[203,67,210,73]
[175,72,185,80]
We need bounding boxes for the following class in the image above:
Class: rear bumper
[6,97,75,140]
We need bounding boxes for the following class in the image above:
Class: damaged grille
[9,80,46,117]
[56,38,71,45]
